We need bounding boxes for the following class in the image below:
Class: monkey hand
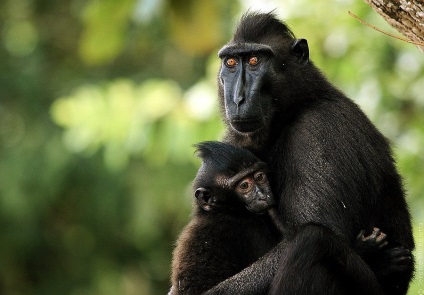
[373,246,413,278]
[355,227,388,257]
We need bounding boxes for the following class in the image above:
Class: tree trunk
[364,0,424,51]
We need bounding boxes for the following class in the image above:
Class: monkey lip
[230,119,262,133]
[246,201,272,214]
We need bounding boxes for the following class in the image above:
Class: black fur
[169,142,279,295]
[195,141,262,178]
[205,11,414,295]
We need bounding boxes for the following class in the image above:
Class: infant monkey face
[235,171,275,213]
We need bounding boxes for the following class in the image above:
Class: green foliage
[79,0,136,64]
[0,0,423,294]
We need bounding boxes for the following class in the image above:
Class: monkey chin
[229,120,263,135]
[245,203,272,214]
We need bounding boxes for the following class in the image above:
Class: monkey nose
[234,95,245,106]
[234,78,245,106]
[258,193,267,201]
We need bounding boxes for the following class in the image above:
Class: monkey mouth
[246,202,270,214]
[230,119,262,133]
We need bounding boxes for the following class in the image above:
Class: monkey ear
[291,39,309,65]
[195,188,214,211]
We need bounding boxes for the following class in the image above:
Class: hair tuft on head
[233,11,295,43]
[194,141,259,175]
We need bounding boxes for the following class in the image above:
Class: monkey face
[218,46,275,134]
[235,171,275,213]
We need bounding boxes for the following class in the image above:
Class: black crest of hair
[194,141,260,176]
[233,11,295,43]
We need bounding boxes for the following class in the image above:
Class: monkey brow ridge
[218,43,274,58]
[227,162,267,188]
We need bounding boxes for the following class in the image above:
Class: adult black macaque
[170,142,398,295]
[204,12,414,295]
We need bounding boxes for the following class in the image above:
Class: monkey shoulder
[284,97,389,160]
[274,97,394,231]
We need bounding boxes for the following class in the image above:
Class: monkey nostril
[234,96,245,106]
[258,194,267,201]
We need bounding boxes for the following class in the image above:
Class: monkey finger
[375,232,387,244]
[377,241,388,249]
[371,227,381,238]
[356,230,366,240]
[389,247,411,258]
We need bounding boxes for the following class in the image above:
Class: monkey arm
[267,207,286,236]
[269,224,383,294]
[203,239,287,295]
[204,224,384,295]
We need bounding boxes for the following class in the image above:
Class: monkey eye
[248,56,259,66]
[237,179,252,193]
[225,57,238,68]
[254,172,266,183]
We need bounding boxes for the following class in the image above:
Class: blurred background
[0,0,423,294]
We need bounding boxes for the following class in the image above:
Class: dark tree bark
[364,0,424,51]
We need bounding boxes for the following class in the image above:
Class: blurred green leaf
[79,0,135,64]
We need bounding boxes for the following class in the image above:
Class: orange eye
[239,181,249,190]
[248,56,259,65]
[254,172,266,183]
[225,57,237,67]
[237,179,252,193]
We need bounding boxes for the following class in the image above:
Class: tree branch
[364,0,424,51]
